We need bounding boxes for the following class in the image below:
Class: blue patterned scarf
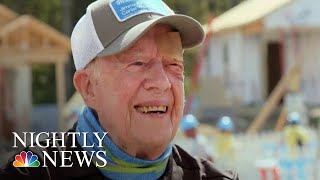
[76,107,172,180]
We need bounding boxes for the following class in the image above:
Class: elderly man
[0,0,238,179]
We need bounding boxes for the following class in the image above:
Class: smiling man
[0,0,238,179]
[80,25,185,160]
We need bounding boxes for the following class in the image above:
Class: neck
[111,135,168,160]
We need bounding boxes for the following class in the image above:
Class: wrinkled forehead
[117,29,183,61]
[156,32,183,61]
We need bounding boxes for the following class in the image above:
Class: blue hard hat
[180,114,199,132]
[287,112,301,124]
[217,116,234,131]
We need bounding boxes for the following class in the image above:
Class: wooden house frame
[0,4,70,138]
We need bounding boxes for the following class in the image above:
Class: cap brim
[97,14,205,57]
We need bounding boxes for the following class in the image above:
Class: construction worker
[283,111,310,159]
[178,114,213,161]
[215,116,236,168]
[280,111,311,180]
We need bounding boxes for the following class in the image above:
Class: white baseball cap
[71,0,205,70]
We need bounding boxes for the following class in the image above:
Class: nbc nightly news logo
[13,151,40,167]
[12,132,108,168]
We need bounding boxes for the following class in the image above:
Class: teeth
[136,106,167,113]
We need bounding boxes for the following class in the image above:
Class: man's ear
[73,70,96,108]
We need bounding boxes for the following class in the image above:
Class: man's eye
[132,61,145,66]
[126,61,146,72]
[170,62,184,69]
[170,63,180,66]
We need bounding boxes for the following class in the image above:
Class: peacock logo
[13,151,40,167]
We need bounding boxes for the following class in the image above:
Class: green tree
[31,64,56,104]
[164,0,210,24]
[209,0,245,15]
[0,0,62,29]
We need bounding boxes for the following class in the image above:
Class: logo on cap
[109,0,169,22]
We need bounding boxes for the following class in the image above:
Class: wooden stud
[274,108,287,131]
[0,15,70,52]
[55,62,67,131]
[242,20,263,35]
[246,62,301,134]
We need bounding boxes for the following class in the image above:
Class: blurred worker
[215,116,236,168]
[281,111,310,180]
[283,111,310,159]
[178,114,213,161]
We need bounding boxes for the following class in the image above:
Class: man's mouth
[134,106,168,114]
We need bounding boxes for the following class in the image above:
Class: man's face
[91,25,184,155]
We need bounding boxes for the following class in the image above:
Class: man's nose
[143,61,171,91]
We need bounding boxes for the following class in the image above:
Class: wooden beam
[246,62,301,134]
[0,4,17,26]
[56,62,66,131]
[0,48,69,65]
[0,16,29,37]
[274,66,302,131]
[29,16,70,50]
[0,68,4,137]
[1,34,9,48]
[0,15,70,51]
[0,57,69,68]
[274,108,287,131]
[242,20,263,35]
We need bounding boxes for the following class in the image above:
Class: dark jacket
[0,125,239,180]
